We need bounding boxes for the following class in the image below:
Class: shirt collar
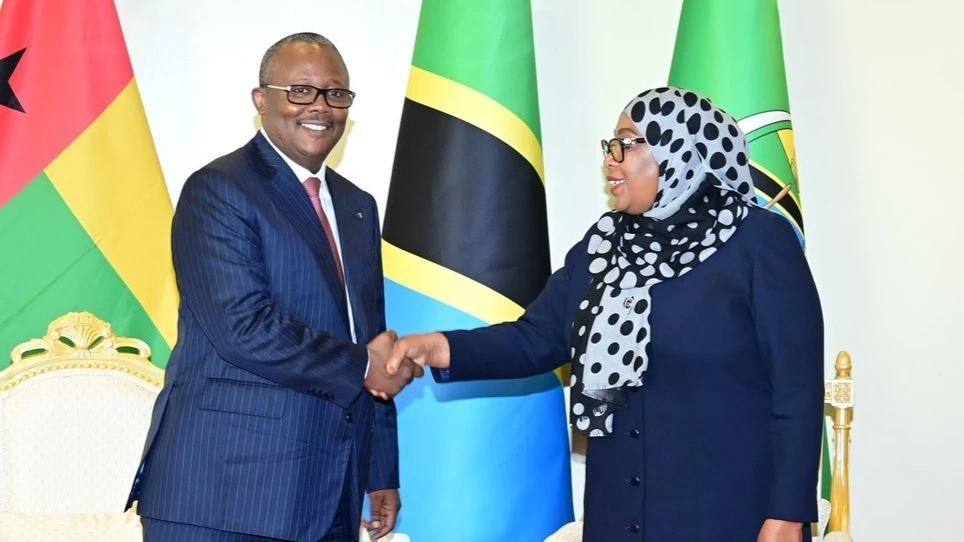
[260,128,327,185]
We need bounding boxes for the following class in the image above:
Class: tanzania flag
[381,0,573,540]
[667,0,831,499]
[0,0,176,369]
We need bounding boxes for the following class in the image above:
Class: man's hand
[364,330,422,400]
[386,332,450,374]
[363,488,400,540]
[758,519,804,542]
[367,330,397,364]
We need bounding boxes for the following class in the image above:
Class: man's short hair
[259,32,341,86]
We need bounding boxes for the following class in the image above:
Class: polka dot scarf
[569,87,757,436]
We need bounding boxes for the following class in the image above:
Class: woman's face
[604,113,660,215]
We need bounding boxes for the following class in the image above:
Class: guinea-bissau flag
[668,0,833,500]
[380,0,574,540]
[0,0,177,369]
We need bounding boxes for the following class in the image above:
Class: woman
[388,87,823,542]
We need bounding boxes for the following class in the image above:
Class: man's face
[252,43,349,173]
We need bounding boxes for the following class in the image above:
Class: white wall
[780,1,964,537]
[6,0,961,537]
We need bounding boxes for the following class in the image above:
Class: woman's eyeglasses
[601,137,646,163]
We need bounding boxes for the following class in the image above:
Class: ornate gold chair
[0,312,163,540]
[820,351,855,542]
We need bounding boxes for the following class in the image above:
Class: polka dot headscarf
[569,87,757,436]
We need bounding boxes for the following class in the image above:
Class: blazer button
[346,412,353,423]
[627,523,640,534]
[628,429,640,439]
[628,476,641,486]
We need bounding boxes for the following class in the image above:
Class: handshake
[362,331,451,400]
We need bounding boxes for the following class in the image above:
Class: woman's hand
[386,332,450,374]
[758,519,804,542]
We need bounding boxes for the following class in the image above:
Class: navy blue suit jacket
[130,133,397,541]
[438,209,823,541]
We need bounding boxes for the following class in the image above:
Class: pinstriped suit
[128,133,398,541]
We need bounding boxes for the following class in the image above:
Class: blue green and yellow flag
[381,0,574,539]
[0,0,177,369]
[668,0,831,499]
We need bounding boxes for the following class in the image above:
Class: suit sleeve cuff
[367,481,400,493]
[766,489,819,523]
[431,367,452,382]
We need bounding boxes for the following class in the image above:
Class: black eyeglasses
[601,137,646,163]
[262,84,356,108]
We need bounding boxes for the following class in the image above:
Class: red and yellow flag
[0,0,177,368]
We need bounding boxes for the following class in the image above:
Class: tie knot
[304,176,322,198]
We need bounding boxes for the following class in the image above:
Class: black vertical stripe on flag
[383,99,550,309]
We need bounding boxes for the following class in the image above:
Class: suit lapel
[248,134,349,322]
[327,168,369,340]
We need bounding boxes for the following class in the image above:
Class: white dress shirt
[260,130,368,375]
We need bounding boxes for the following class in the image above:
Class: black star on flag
[1,48,26,113]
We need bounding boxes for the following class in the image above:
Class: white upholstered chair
[0,312,163,541]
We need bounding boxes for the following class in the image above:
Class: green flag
[670,0,803,244]
[668,0,831,499]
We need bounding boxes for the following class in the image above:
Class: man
[128,33,421,541]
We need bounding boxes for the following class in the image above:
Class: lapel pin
[356,211,364,219]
